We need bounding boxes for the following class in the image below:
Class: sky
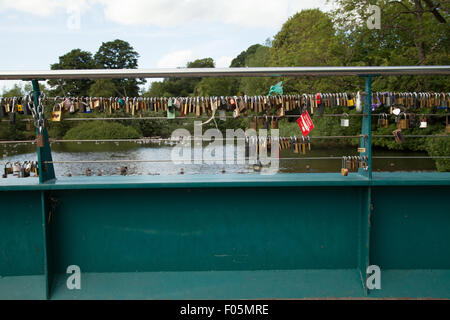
[0,0,333,93]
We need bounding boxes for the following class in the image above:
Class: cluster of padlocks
[2,161,39,178]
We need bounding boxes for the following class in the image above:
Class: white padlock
[341,113,350,127]
[420,115,427,128]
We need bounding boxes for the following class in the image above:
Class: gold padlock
[398,112,409,129]
[51,103,62,122]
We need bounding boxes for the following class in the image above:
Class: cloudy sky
[0,0,333,93]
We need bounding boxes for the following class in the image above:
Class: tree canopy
[45,3,449,97]
[48,49,95,96]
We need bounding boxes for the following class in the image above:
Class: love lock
[419,115,427,128]
[341,156,349,176]
[341,113,350,127]
[12,161,21,177]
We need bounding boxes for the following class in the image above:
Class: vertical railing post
[31,80,55,183]
[358,76,373,179]
[357,75,374,295]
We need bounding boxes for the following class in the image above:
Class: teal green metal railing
[0,66,449,300]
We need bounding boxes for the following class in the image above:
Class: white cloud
[156,50,196,68]
[97,0,331,28]
[216,56,232,68]
[0,0,332,29]
[0,0,90,16]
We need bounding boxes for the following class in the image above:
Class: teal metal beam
[31,80,55,183]
[358,76,373,179]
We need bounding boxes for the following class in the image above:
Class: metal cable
[2,156,448,166]
[35,156,450,164]
[1,113,449,122]
[1,134,449,145]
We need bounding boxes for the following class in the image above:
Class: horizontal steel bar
[0,66,449,80]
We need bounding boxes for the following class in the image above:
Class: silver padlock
[13,162,21,176]
[340,113,350,127]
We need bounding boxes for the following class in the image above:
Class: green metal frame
[1,74,449,300]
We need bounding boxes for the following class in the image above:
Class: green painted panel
[369,270,450,299]
[0,191,45,276]
[49,187,362,273]
[0,275,46,300]
[371,187,450,269]
[50,269,365,300]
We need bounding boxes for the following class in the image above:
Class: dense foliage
[1,1,449,170]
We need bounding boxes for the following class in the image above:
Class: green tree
[230,44,262,67]
[48,49,95,96]
[2,84,26,97]
[88,79,120,97]
[270,9,347,93]
[239,45,273,95]
[329,0,450,91]
[94,39,145,96]
[144,58,216,97]
[195,77,236,96]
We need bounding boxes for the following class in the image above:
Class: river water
[0,141,437,177]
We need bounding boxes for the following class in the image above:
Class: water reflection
[0,141,437,177]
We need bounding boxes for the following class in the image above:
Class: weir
[0,66,449,299]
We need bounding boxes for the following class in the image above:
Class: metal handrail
[0,66,449,80]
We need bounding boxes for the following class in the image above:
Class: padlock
[23,161,31,178]
[51,103,63,122]
[419,115,427,128]
[271,116,278,129]
[233,107,240,119]
[276,106,285,118]
[301,137,306,155]
[340,113,350,127]
[378,113,389,128]
[397,112,409,129]
[347,93,355,107]
[3,162,13,177]
[341,157,349,176]
[293,136,299,154]
[13,162,21,176]
[36,129,44,148]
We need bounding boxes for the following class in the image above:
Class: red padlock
[316,93,322,105]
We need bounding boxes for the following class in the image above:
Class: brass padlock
[36,132,44,147]
[378,113,389,128]
[271,117,278,129]
[293,137,299,154]
[398,113,409,129]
